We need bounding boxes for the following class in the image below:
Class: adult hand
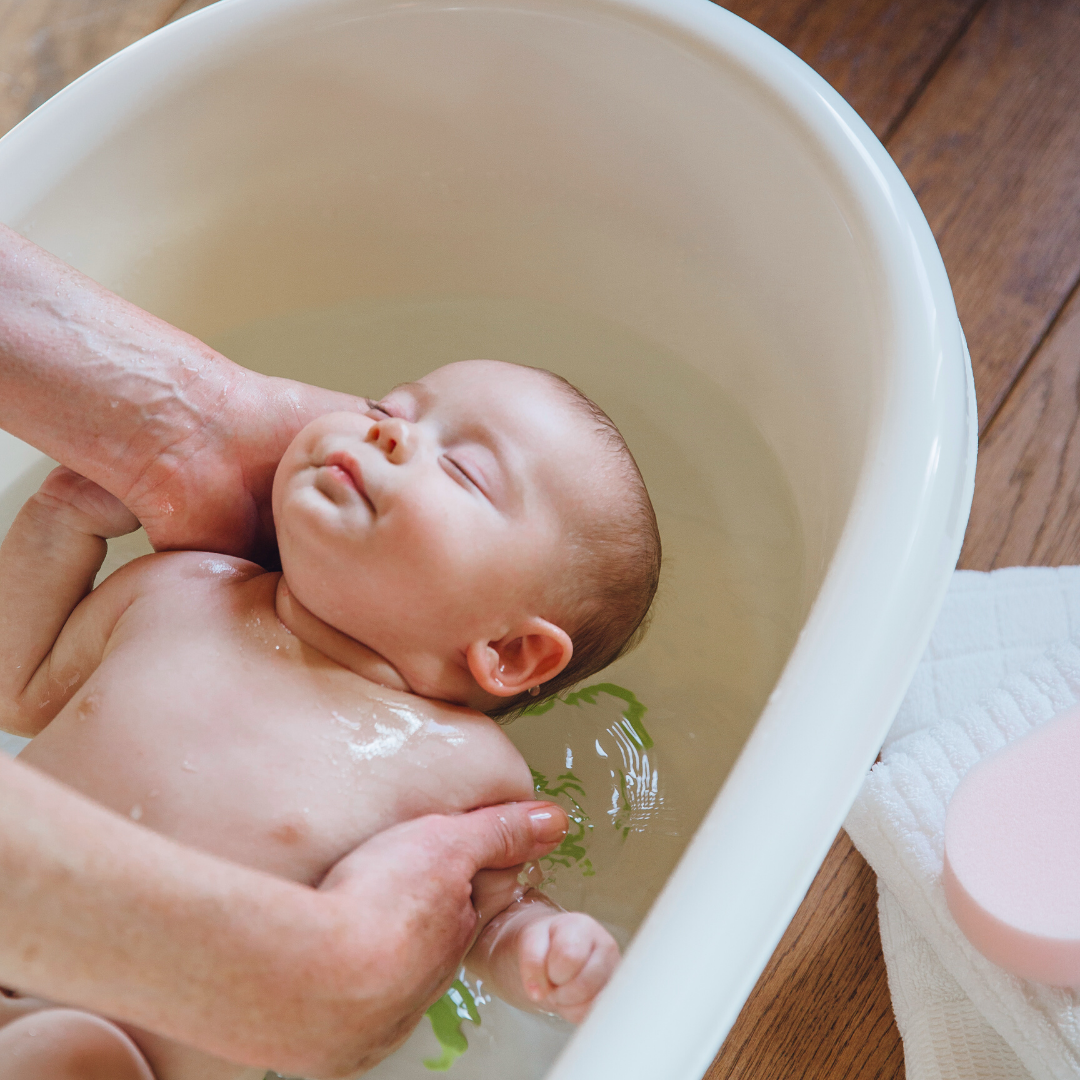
[0,223,360,563]
[312,802,569,1075]
[0,754,568,1078]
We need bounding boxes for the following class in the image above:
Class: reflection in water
[424,684,660,1071]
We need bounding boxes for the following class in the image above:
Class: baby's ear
[467,619,573,698]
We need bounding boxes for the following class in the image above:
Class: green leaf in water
[530,767,594,881]
[526,683,654,875]
[420,684,651,1069]
[423,979,480,1071]
[520,694,558,716]
[562,683,653,750]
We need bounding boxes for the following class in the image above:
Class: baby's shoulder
[93,550,269,620]
[106,550,266,592]
[401,695,535,805]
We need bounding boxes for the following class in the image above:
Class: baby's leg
[0,1007,156,1080]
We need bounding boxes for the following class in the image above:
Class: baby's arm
[0,467,139,736]
[466,883,619,1023]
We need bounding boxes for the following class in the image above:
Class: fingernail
[529,807,568,844]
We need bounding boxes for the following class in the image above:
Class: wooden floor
[4,1,1080,1077]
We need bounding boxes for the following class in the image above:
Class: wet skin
[18,557,534,1079]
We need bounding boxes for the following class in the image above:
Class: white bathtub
[0,0,975,1077]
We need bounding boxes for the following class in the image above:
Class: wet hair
[487,370,661,721]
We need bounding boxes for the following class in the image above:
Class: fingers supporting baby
[0,469,140,736]
[449,800,570,870]
[34,468,141,539]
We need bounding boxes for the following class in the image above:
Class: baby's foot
[519,912,619,1023]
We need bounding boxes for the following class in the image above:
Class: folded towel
[845,566,1080,1080]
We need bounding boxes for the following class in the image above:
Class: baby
[0,358,661,1080]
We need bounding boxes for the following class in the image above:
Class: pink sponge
[944,703,1080,987]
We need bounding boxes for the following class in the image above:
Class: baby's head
[272,359,660,716]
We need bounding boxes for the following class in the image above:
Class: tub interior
[0,0,890,1075]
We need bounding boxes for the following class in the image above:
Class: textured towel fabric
[879,884,1030,1080]
[846,566,1080,1080]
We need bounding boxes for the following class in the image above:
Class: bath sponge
[943,703,1080,986]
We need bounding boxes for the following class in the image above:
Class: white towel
[845,566,1080,1080]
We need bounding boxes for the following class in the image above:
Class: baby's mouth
[321,452,374,512]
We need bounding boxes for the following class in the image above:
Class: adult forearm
[0,223,364,558]
[0,223,236,497]
[0,754,402,1076]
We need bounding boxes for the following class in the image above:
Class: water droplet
[130,804,143,821]
[181,760,197,772]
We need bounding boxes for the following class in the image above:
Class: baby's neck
[273,575,411,693]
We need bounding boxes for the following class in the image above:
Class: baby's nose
[366,417,413,464]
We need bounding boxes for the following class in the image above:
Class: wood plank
[961,282,1080,571]
[0,0,188,139]
[719,0,815,45]
[715,3,1080,1074]
[886,0,1080,431]
[166,0,221,24]
[705,832,903,1080]
[722,0,984,140]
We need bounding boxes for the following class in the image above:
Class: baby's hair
[488,371,661,721]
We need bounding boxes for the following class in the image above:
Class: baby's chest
[33,625,522,885]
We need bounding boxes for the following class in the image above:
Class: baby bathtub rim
[0,1,976,1078]
[547,4,975,1080]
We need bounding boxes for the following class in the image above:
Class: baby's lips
[527,803,569,847]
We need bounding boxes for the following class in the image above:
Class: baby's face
[272,360,608,697]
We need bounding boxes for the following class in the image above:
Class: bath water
[0,295,806,1076]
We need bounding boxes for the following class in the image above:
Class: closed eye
[442,456,486,497]
[365,399,391,417]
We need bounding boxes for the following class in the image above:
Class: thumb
[444,801,569,875]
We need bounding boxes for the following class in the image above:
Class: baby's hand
[519,912,619,1023]
[34,467,140,539]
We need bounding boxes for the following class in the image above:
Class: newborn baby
[0,359,660,1080]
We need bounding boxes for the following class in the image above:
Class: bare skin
[0,224,573,1075]
[0,361,622,1079]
